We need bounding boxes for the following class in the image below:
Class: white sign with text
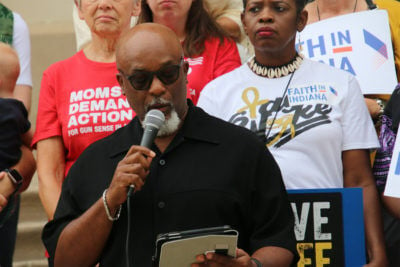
[297,10,397,95]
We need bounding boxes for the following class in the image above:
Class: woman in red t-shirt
[33,0,141,221]
[138,0,242,104]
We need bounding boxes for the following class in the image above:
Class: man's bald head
[0,43,20,95]
[116,23,183,72]
[115,23,189,133]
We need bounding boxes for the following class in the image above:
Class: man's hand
[364,98,381,119]
[106,145,155,211]
[192,249,254,267]
[0,171,16,212]
[0,171,16,197]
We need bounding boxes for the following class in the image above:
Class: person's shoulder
[79,122,134,159]
[390,83,400,98]
[302,58,354,79]
[12,12,28,29]
[68,123,133,177]
[193,106,264,147]
[207,64,245,85]
[0,98,16,112]
[11,11,30,41]
[0,98,28,125]
[206,36,236,48]
[51,52,82,67]
[0,98,27,113]
[43,52,83,74]
[200,64,245,97]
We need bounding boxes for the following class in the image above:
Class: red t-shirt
[33,51,135,176]
[185,37,241,105]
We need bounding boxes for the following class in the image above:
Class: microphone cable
[126,185,135,267]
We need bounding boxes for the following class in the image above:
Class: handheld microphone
[140,109,165,148]
[128,109,165,196]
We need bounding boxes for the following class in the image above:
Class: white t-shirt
[198,58,379,190]
[12,12,32,87]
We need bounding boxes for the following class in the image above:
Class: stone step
[18,186,47,224]
[13,183,48,264]
[14,221,47,263]
[13,259,48,267]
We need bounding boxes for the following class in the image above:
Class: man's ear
[297,9,308,32]
[116,73,126,95]
[132,0,142,17]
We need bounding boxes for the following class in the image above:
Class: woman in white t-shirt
[198,0,388,265]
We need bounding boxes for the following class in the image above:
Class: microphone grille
[144,109,165,130]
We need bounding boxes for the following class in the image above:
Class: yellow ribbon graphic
[237,87,269,119]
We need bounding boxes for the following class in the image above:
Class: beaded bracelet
[250,257,263,267]
[102,189,122,221]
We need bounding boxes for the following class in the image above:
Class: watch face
[6,169,23,185]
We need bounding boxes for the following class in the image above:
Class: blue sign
[288,188,365,267]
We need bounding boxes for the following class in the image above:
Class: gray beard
[157,109,180,137]
[144,98,181,137]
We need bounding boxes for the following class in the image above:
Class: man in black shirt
[42,23,297,267]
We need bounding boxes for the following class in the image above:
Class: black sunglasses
[120,57,184,91]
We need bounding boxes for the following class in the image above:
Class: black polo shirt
[43,102,296,266]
